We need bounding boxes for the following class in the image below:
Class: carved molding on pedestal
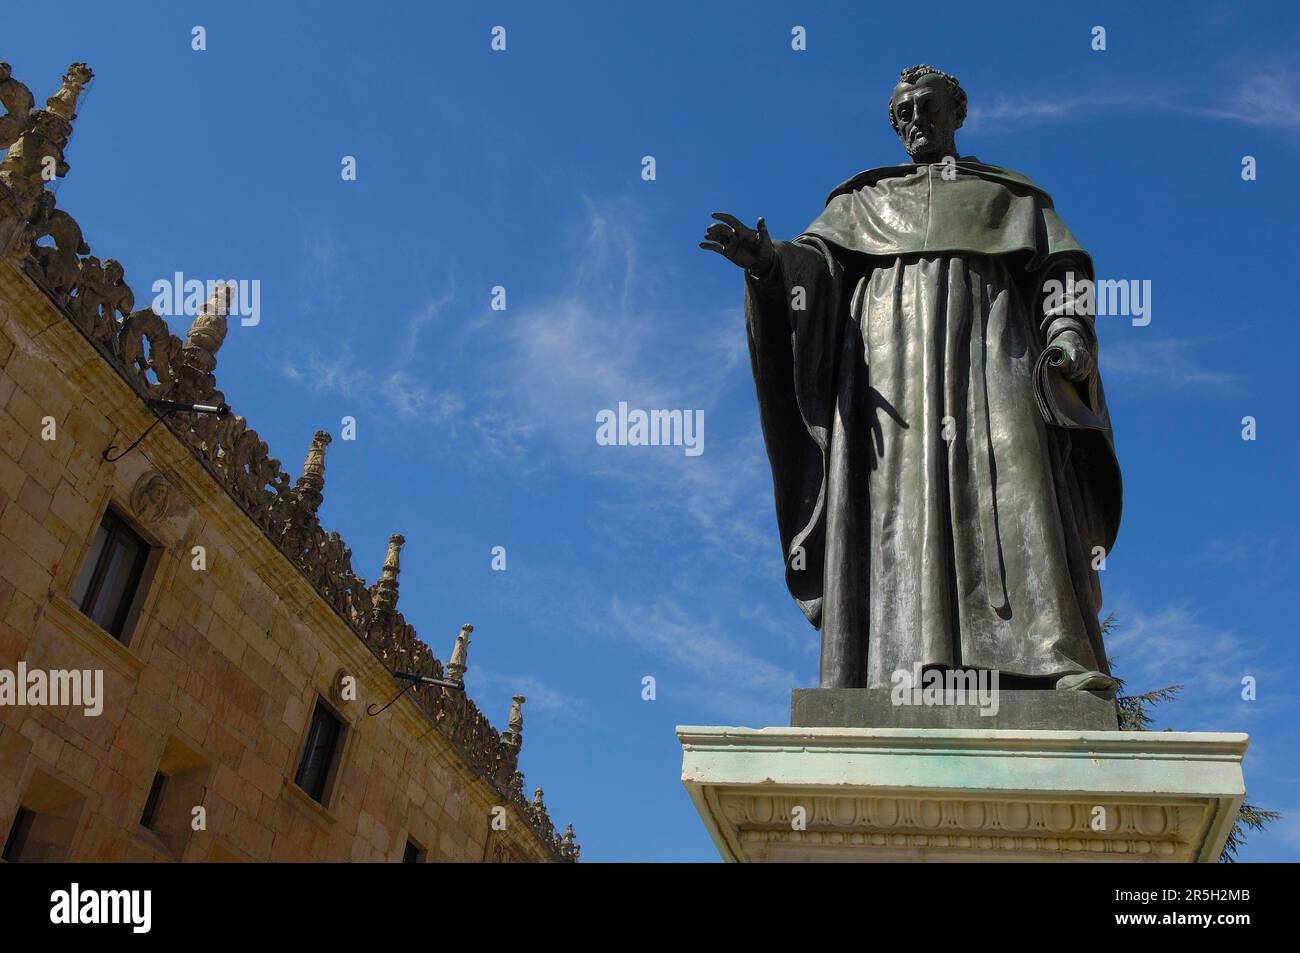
[716,792,1205,861]
[679,726,1248,863]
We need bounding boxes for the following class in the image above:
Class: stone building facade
[0,61,577,862]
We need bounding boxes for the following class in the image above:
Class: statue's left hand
[1048,329,1094,382]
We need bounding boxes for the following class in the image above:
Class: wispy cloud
[281,198,782,569]
[967,60,1300,136]
[404,280,457,358]
[1108,602,1252,690]
[1100,337,1237,390]
[737,598,819,659]
[378,369,465,420]
[1199,533,1299,588]
[469,668,585,721]
[1195,63,1300,130]
[969,94,1124,127]
[607,595,796,726]
[1104,599,1293,736]
[282,352,465,421]
[474,198,774,559]
[281,351,368,396]
[282,233,466,422]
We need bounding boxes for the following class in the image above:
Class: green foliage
[1104,613,1277,862]
[1221,803,1281,863]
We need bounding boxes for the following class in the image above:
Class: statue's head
[888,64,966,164]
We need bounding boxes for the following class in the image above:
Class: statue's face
[890,74,959,163]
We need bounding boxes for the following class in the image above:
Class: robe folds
[746,157,1122,689]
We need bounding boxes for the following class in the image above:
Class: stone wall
[0,60,576,862]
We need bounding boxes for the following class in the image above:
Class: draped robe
[746,158,1122,689]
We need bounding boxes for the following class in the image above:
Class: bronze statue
[702,66,1121,694]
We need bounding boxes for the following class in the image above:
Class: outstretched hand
[699,212,776,274]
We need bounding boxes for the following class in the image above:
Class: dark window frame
[139,771,168,830]
[294,699,346,806]
[72,507,151,640]
[2,807,35,862]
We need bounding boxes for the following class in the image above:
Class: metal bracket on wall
[368,670,465,717]
[102,397,230,462]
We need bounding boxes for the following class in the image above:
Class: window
[139,772,167,830]
[294,701,345,805]
[7,773,84,862]
[143,739,210,860]
[402,839,424,863]
[2,807,35,862]
[71,508,150,640]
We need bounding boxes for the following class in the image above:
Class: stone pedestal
[678,726,1248,862]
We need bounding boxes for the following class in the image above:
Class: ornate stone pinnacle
[507,694,526,735]
[532,787,545,811]
[182,283,232,375]
[295,430,332,512]
[559,823,580,862]
[370,532,405,615]
[446,623,474,683]
[44,63,93,121]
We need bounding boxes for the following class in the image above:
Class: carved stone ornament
[331,668,356,707]
[129,471,172,523]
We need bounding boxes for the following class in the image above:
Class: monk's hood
[803,157,1088,269]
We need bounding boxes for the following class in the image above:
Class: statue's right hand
[699,213,776,274]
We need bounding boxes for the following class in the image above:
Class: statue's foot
[1055,671,1119,698]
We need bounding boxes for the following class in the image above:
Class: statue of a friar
[701,65,1122,694]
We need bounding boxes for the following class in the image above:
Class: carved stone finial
[182,283,231,371]
[532,787,545,811]
[44,62,93,121]
[0,63,87,219]
[508,694,525,734]
[172,283,232,404]
[370,532,405,615]
[295,430,332,512]
[503,693,526,755]
[187,282,231,344]
[0,108,72,215]
[558,822,580,862]
[446,623,474,682]
[0,62,36,150]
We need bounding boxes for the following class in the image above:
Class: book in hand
[1033,343,1109,431]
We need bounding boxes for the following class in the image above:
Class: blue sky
[9,0,1300,861]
